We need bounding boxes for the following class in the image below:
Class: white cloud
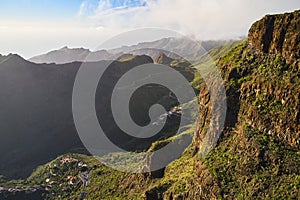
[77,1,86,16]
[82,0,300,40]
[1,0,299,58]
[77,0,99,17]
[87,0,149,30]
[0,23,115,58]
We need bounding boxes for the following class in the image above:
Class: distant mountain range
[29,37,233,64]
[29,47,117,64]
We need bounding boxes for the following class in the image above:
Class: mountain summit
[28,47,115,64]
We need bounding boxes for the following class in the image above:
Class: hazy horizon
[0,0,299,58]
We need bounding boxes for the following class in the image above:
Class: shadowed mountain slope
[0,53,196,180]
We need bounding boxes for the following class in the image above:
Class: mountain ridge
[28,37,234,64]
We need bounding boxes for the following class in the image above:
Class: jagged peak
[57,46,90,52]
[60,46,69,50]
[154,52,174,65]
[0,53,26,65]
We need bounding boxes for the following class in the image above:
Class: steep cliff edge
[192,10,300,199]
[215,10,300,148]
[248,10,300,63]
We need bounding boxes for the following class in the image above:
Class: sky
[0,0,299,58]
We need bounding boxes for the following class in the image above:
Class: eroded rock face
[154,52,174,65]
[195,10,300,153]
[248,10,300,63]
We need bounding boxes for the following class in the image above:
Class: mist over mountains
[29,37,232,64]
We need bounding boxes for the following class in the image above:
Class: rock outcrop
[154,52,174,65]
[248,10,300,63]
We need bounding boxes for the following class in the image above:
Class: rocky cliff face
[191,10,300,199]
[196,10,300,152]
[248,10,300,63]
